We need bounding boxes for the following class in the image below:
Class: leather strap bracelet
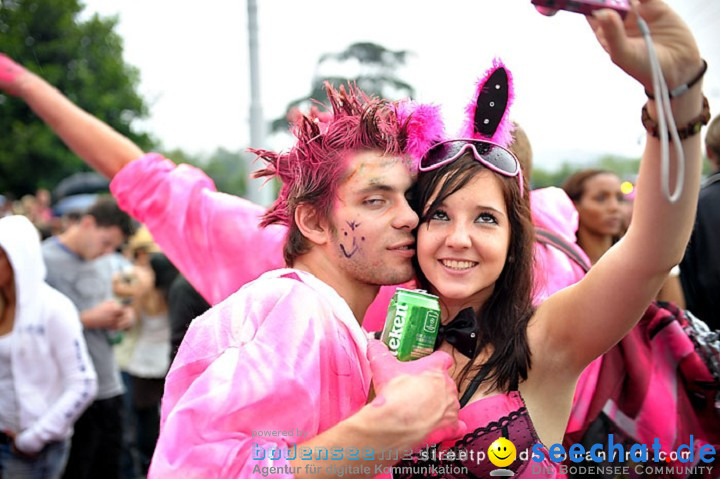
[641,95,711,140]
[645,59,707,100]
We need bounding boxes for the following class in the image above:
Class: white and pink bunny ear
[459,58,515,147]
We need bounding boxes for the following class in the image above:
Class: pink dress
[530,187,589,304]
[148,269,372,478]
[393,392,559,478]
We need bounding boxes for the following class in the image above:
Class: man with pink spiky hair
[1,55,462,478]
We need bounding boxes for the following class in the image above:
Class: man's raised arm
[1,53,143,178]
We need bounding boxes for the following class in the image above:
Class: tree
[0,0,155,196]
[197,148,249,197]
[160,146,255,198]
[271,42,414,133]
[531,162,580,189]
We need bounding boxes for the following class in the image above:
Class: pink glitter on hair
[251,82,444,265]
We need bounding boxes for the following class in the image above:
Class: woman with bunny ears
[379,0,709,476]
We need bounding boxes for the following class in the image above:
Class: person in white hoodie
[0,215,97,479]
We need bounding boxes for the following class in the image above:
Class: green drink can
[380,288,441,361]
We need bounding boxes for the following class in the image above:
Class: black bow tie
[435,307,479,359]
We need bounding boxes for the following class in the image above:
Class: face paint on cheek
[340,241,358,258]
[339,221,362,258]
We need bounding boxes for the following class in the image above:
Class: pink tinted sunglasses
[419,139,524,197]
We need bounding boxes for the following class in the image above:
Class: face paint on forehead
[365,156,412,179]
[335,153,412,210]
[399,155,415,172]
[345,154,408,180]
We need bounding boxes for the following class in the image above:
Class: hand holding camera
[532,0,702,94]
[532,0,630,19]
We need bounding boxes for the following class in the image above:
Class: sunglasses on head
[419,139,524,197]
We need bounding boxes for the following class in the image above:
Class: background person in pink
[506,122,591,305]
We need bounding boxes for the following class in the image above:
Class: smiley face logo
[488,437,516,468]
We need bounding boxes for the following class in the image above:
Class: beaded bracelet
[645,60,707,100]
[641,95,710,140]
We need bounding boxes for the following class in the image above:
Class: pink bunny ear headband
[419,59,524,196]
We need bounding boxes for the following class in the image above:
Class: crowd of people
[1,1,718,478]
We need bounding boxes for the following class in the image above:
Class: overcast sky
[81,0,720,173]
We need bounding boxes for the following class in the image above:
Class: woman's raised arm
[534,0,706,374]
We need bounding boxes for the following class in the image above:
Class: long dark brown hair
[413,154,536,392]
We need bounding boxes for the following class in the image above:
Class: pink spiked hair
[250,82,444,265]
[459,58,515,148]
